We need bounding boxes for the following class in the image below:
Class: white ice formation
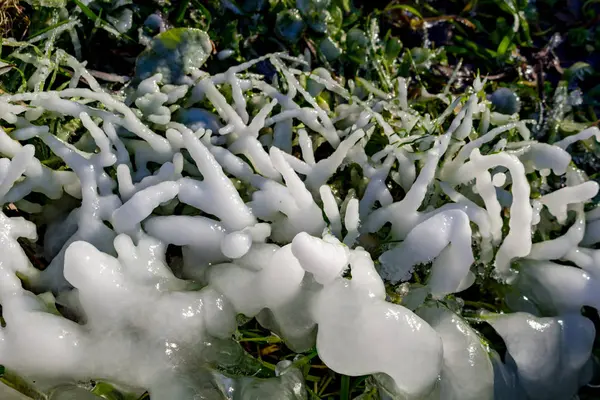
[0,53,599,399]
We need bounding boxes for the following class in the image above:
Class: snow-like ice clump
[0,53,599,399]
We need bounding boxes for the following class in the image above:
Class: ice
[418,305,494,400]
[379,210,474,298]
[489,312,594,400]
[315,249,443,398]
[0,52,599,400]
[515,260,600,314]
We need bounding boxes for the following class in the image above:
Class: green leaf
[496,0,517,14]
[220,20,241,51]
[559,119,590,133]
[0,61,12,77]
[27,19,71,41]
[36,292,62,316]
[567,27,589,47]
[410,47,431,65]
[319,36,342,60]
[296,0,331,15]
[0,371,46,399]
[275,9,306,44]
[345,28,369,64]
[305,9,333,34]
[384,37,402,63]
[91,382,124,399]
[384,4,423,19]
[242,0,266,13]
[490,87,520,114]
[496,34,513,56]
[564,62,594,83]
[519,13,532,45]
[336,0,351,12]
[445,45,469,55]
[134,28,212,83]
[583,0,600,17]
[328,5,343,34]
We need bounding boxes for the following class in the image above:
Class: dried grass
[0,0,29,39]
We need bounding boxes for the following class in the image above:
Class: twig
[59,67,130,84]
[86,69,131,83]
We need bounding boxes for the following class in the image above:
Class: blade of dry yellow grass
[0,0,29,39]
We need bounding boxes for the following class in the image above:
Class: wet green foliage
[134,27,212,82]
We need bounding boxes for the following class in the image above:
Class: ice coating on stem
[379,210,474,298]
[178,125,256,231]
[554,126,600,149]
[517,142,571,175]
[343,198,360,246]
[111,181,180,234]
[453,149,532,279]
[0,127,74,201]
[0,212,40,280]
[537,181,598,224]
[364,131,453,238]
[319,185,342,239]
[248,147,325,242]
[527,205,585,260]
[305,129,365,191]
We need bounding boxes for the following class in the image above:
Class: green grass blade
[340,375,351,400]
[71,0,134,42]
[72,0,97,22]
[175,0,191,24]
[496,34,513,56]
[384,4,423,19]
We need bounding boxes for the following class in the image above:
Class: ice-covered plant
[0,41,599,399]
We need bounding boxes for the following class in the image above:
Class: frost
[0,51,598,399]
